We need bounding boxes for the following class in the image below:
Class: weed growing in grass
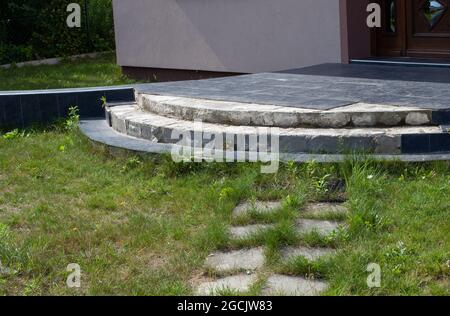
[121,156,142,173]
[64,106,80,131]
[219,187,236,202]
[383,241,413,275]
[2,129,28,140]
[277,256,332,280]
[283,194,300,209]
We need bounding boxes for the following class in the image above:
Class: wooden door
[375,0,450,58]
[406,0,450,57]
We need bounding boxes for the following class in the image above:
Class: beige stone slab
[196,274,257,296]
[295,219,341,237]
[229,224,275,239]
[232,201,282,218]
[205,248,265,272]
[262,275,328,296]
[302,202,348,216]
[280,246,335,262]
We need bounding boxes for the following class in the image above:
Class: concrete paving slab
[280,246,335,262]
[262,274,328,296]
[196,274,257,295]
[295,219,341,237]
[205,248,265,272]
[302,202,348,216]
[232,201,282,218]
[229,224,275,239]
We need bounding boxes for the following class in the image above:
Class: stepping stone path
[232,201,282,218]
[195,201,348,296]
[196,274,257,296]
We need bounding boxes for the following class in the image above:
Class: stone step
[106,104,448,155]
[79,119,450,162]
[137,93,434,128]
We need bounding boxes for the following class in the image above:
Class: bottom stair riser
[109,112,405,154]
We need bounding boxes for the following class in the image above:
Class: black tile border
[0,86,135,129]
[432,110,450,125]
[401,133,450,154]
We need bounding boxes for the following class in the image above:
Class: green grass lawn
[0,126,448,295]
[0,53,137,91]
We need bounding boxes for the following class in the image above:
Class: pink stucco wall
[113,0,343,73]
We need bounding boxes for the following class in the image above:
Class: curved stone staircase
[80,86,450,161]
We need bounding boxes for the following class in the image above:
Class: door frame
[339,0,373,63]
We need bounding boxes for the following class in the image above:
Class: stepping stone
[205,248,265,272]
[280,246,335,262]
[302,202,348,216]
[295,218,340,237]
[232,201,282,218]
[229,224,274,239]
[0,265,16,276]
[262,274,328,296]
[196,274,257,296]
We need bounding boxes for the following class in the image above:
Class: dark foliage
[0,0,114,64]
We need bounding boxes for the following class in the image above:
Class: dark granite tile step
[80,119,450,162]
[432,110,450,125]
[401,133,450,154]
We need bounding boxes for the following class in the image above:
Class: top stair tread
[107,104,443,136]
[135,93,436,128]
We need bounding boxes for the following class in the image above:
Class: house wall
[113,0,342,73]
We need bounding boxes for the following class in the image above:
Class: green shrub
[0,0,114,64]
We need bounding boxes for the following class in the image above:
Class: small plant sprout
[2,129,29,140]
[65,106,80,131]
[101,96,107,108]
[219,187,235,202]
[3,129,20,140]
[121,156,142,173]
